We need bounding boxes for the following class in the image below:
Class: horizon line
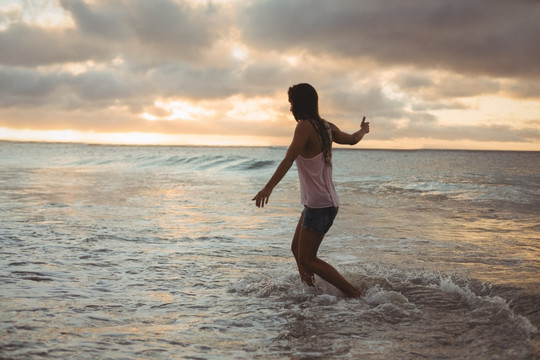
[1,139,538,152]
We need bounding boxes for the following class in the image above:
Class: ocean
[0,141,539,359]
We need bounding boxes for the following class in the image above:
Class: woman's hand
[349,117,369,144]
[252,186,273,208]
[360,117,370,134]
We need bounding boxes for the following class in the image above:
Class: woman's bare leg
[291,214,315,285]
[297,227,362,298]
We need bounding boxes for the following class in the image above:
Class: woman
[252,83,370,298]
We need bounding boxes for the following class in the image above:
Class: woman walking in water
[252,83,370,298]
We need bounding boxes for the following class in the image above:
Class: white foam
[365,286,408,305]
[437,276,537,335]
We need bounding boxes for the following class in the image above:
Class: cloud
[405,122,540,143]
[393,72,502,99]
[328,87,403,115]
[0,0,227,68]
[240,0,540,79]
[0,3,21,25]
[59,0,131,40]
[148,63,240,99]
[0,22,112,66]
[0,65,141,109]
[60,0,226,62]
[0,0,539,150]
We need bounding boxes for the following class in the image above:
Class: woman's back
[297,119,322,158]
[296,151,339,208]
[298,119,331,159]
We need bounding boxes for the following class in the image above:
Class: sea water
[0,142,538,359]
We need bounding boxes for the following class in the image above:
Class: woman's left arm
[252,121,310,207]
[330,117,370,145]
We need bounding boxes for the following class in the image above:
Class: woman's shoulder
[325,120,338,130]
[296,119,317,132]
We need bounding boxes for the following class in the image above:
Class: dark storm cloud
[240,0,540,79]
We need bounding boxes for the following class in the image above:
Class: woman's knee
[298,256,316,271]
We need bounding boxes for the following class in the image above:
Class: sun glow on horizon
[2,127,539,151]
[0,127,289,147]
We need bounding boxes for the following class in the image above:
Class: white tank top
[296,152,340,208]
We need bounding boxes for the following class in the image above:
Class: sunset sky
[1,0,539,149]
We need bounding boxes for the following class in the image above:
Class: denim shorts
[301,206,339,235]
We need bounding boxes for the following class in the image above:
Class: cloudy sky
[1,0,539,149]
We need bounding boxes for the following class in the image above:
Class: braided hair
[288,83,332,164]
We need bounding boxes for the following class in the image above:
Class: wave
[228,266,537,358]
[228,159,276,171]
[63,152,277,173]
[231,265,537,335]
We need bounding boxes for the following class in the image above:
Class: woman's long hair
[288,83,332,163]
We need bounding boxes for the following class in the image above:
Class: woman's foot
[348,288,363,298]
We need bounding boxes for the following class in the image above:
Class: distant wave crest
[65,152,277,173]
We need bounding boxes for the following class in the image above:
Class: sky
[0,0,539,150]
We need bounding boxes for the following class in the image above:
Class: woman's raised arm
[330,117,370,145]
